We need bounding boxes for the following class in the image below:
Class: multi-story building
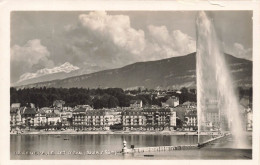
[60,111,73,126]
[10,106,23,128]
[143,108,176,131]
[34,110,47,126]
[184,110,197,131]
[72,108,120,131]
[112,110,122,125]
[162,96,179,107]
[46,112,61,126]
[122,109,146,131]
[201,99,220,131]
[130,100,143,108]
[85,110,106,130]
[21,107,37,127]
[86,109,121,130]
[122,107,176,131]
[246,107,252,131]
[72,107,88,130]
[205,111,219,130]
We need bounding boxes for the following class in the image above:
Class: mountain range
[14,52,252,90]
[13,62,80,86]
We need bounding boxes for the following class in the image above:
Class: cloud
[224,42,252,60]
[64,11,196,71]
[148,25,170,43]
[11,39,54,82]
[11,12,197,83]
[146,25,196,60]
[233,43,252,60]
[78,11,146,55]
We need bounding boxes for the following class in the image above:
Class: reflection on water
[10,134,251,160]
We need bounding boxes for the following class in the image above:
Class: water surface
[10,134,251,160]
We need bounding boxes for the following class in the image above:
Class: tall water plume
[196,11,247,148]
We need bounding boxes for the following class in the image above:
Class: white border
[0,1,259,165]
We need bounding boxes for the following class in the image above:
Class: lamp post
[122,139,128,154]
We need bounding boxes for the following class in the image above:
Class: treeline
[10,87,196,109]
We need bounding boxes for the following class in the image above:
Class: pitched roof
[185,110,197,117]
[130,100,142,104]
[11,103,21,108]
[86,110,106,116]
[41,107,52,110]
[183,101,192,105]
[73,107,87,113]
[10,107,18,113]
[22,108,37,115]
[37,109,46,115]
[46,112,60,118]
[54,109,61,114]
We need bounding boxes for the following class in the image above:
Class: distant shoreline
[10,130,252,137]
[10,130,200,136]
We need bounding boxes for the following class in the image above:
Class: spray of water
[196,11,247,148]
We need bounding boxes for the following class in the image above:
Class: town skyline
[10,86,252,133]
[4,1,257,161]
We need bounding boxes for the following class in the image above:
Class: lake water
[10,134,252,160]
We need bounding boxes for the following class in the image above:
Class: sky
[10,11,252,83]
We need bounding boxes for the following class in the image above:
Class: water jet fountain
[196,11,248,148]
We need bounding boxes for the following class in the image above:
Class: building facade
[143,108,176,131]
[162,96,179,107]
[72,108,121,131]
[21,107,37,127]
[246,107,253,131]
[60,111,73,126]
[122,107,176,131]
[130,100,143,108]
[10,107,23,127]
[122,110,146,131]
[72,107,87,130]
[34,110,47,126]
[46,113,61,126]
[184,110,197,131]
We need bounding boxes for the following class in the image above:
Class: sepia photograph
[0,1,259,164]
[9,10,253,160]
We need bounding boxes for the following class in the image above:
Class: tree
[11,87,157,109]
[136,95,149,105]
[180,87,188,94]
[53,100,65,108]
[176,118,183,129]
[189,88,196,94]
[93,97,103,109]
[10,88,19,104]
[138,87,142,93]
[108,96,119,108]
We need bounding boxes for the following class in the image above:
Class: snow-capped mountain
[14,52,252,90]
[16,62,79,84]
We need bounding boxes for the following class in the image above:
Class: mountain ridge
[14,52,252,90]
[14,62,80,86]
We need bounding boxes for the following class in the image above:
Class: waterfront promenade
[10,129,228,136]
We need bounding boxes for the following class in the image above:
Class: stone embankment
[121,133,231,154]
